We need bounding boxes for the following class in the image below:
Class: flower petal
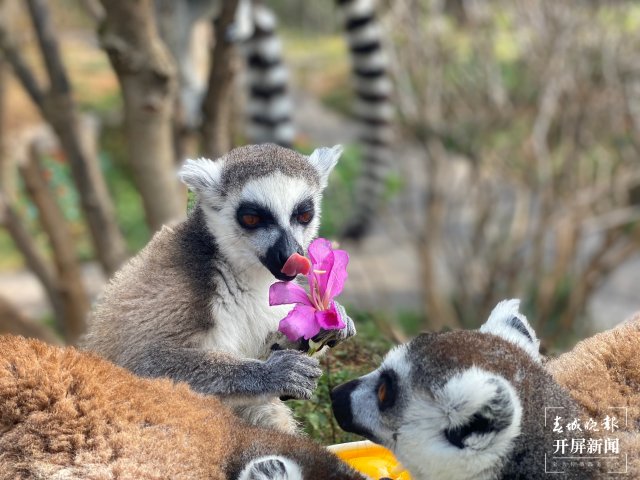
[315,303,346,331]
[324,249,349,299]
[279,305,321,341]
[307,238,333,267]
[269,282,311,306]
[312,248,349,302]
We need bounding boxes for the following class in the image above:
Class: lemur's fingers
[335,302,356,340]
[265,350,322,399]
[268,304,356,356]
[266,330,308,353]
[312,302,356,348]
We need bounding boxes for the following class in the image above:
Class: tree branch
[201,0,240,159]
[1,1,128,276]
[0,199,66,333]
[19,141,90,343]
[99,0,185,232]
[0,25,46,107]
[26,0,71,95]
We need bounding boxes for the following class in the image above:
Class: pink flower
[269,238,349,341]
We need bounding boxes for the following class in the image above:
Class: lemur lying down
[332,300,640,480]
[0,335,364,480]
[547,312,640,477]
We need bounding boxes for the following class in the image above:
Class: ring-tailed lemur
[82,144,356,433]
[155,0,393,239]
[331,300,604,480]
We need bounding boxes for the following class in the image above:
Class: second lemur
[82,144,355,433]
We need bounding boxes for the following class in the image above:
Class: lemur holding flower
[82,144,355,434]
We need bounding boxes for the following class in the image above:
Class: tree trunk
[0,1,128,276]
[26,0,128,276]
[0,294,62,345]
[99,0,185,232]
[0,200,68,332]
[0,57,66,335]
[19,143,90,343]
[201,0,240,160]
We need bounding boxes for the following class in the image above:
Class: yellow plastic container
[327,441,411,479]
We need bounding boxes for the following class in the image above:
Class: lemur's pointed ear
[480,299,541,362]
[179,158,223,194]
[308,145,342,187]
[438,368,522,451]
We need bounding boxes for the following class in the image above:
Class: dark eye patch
[292,198,314,216]
[236,202,275,229]
[292,198,315,225]
[506,316,533,342]
[376,370,397,411]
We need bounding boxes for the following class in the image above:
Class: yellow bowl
[327,441,411,479]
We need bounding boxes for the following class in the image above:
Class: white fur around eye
[241,173,318,227]
[380,343,411,380]
[238,173,322,249]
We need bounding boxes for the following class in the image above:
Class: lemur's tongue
[281,253,312,277]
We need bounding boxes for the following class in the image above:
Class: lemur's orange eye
[297,211,313,224]
[242,214,261,227]
[377,382,387,404]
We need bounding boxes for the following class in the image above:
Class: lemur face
[232,172,319,281]
[180,144,342,280]
[331,300,542,480]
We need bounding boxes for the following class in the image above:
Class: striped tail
[336,0,394,240]
[243,2,295,147]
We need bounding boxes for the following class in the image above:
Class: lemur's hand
[265,302,355,355]
[265,331,306,353]
[311,302,356,349]
[264,349,322,400]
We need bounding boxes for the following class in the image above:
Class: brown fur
[547,313,640,428]
[0,335,363,480]
[547,313,640,477]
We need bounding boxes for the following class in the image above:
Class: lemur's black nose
[330,379,361,434]
[262,230,303,281]
[276,247,289,266]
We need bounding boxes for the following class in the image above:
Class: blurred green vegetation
[269,1,341,34]
[0,124,150,269]
[293,143,361,239]
[289,311,394,445]
[0,152,93,268]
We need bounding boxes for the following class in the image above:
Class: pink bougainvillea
[269,238,349,341]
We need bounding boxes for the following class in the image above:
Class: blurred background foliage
[0,0,639,439]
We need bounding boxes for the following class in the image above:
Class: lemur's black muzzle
[262,230,303,281]
[331,378,376,440]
